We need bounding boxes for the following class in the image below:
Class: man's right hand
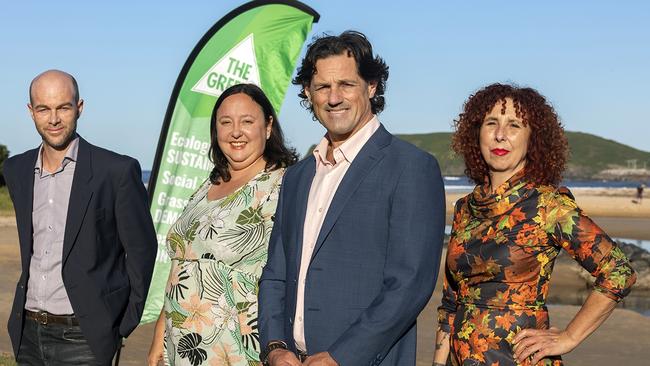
[267,348,302,366]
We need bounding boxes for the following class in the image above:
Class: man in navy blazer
[259,31,446,366]
[3,70,157,365]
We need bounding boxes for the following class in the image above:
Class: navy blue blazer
[259,125,446,366]
[3,137,157,362]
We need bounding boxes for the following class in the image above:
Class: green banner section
[143,1,318,323]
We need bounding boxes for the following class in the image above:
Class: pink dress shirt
[293,116,380,351]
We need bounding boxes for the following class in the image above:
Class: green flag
[143,0,319,323]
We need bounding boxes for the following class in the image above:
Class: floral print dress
[438,170,636,366]
[163,168,284,366]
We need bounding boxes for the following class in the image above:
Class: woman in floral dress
[433,84,636,366]
[148,84,298,366]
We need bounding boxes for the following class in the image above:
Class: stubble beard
[38,124,77,151]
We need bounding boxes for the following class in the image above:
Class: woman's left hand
[512,327,578,365]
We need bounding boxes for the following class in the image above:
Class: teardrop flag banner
[143,0,319,323]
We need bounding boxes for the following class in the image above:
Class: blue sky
[1,0,649,168]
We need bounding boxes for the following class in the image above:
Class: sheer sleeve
[547,188,636,302]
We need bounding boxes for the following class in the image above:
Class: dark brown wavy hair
[452,83,569,186]
[293,30,389,117]
[208,83,298,184]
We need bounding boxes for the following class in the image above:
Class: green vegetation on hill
[395,131,650,179]
[0,186,14,215]
[563,132,650,178]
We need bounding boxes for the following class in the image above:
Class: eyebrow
[218,114,256,120]
[311,80,330,87]
[312,78,358,87]
[337,79,358,85]
[484,116,522,122]
[33,102,74,110]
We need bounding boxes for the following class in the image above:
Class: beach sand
[446,188,650,239]
[0,188,648,365]
[446,187,650,219]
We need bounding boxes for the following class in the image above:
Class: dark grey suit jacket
[4,137,157,362]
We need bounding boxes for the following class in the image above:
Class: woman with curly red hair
[433,83,636,366]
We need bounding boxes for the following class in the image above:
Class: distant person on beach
[433,83,637,366]
[258,31,446,366]
[3,70,157,365]
[147,84,297,365]
[637,183,645,203]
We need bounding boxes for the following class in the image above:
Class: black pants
[17,317,113,366]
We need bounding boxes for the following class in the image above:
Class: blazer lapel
[62,138,94,266]
[293,157,316,273]
[15,149,38,270]
[310,126,391,262]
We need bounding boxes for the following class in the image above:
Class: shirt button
[47,225,53,231]
[318,207,323,213]
[48,199,53,204]
[42,275,46,280]
[298,316,303,322]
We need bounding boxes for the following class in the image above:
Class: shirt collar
[312,116,380,166]
[34,135,80,175]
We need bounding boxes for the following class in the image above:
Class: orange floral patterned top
[438,170,636,366]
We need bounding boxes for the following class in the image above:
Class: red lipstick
[491,148,509,156]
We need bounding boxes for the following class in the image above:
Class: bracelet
[260,340,288,366]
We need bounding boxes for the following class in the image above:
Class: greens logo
[191,34,261,97]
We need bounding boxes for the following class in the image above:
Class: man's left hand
[303,352,338,366]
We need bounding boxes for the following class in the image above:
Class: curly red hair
[452,83,569,186]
